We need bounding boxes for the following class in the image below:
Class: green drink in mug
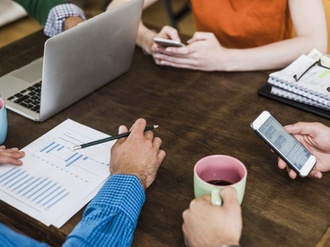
[194,155,247,205]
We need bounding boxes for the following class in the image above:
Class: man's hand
[110,118,166,189]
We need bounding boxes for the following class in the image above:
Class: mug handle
[211,188,222,206]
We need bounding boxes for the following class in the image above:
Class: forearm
[223,35,328,71]
[63,174,145,246]
[0,223,50,247]
[136,22,158,54]
[220,0,327,71]
[0,176,145,246]
[44,4,86,36]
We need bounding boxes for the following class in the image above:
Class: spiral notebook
[258,83,330,120]
[267,51,330,109]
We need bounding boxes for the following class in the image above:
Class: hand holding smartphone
[153,37,185,47]
[250,111,316,177]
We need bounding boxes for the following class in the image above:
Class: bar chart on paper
[0,119,112,227]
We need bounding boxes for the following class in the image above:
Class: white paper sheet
[0,119,112,227]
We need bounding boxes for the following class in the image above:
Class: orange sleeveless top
[190,0,292,48]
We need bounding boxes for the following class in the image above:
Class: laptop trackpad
[11,58,43,83]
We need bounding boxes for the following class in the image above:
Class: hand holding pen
[109,118,166,189]
[74,123,158,150]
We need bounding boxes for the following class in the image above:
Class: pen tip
[154,125,159,129]
[73,145,81,150]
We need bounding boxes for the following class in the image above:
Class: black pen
[73,125,159,150]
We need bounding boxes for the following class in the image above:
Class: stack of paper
[0,119,112,227]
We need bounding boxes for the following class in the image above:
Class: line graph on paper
[0,119,112,226]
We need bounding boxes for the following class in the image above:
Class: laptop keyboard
[7,81,41,113]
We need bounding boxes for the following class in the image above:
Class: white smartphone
[153,37,185,47]
[250,111,316,177]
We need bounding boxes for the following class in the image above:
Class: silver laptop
[0,0,143,122]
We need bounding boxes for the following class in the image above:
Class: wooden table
[0,31,329,247]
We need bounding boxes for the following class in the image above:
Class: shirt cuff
[85,174,145,224]
[44,3,86,37]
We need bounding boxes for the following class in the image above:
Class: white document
[0,119,112,227]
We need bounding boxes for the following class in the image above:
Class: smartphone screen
[251,111,316,177]
[258,116,311,170]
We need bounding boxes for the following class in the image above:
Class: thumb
[115,125,128,145]
[118,125,128,134]
[221,187,239,208]
[188,32,210,43]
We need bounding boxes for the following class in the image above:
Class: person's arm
[0,175,143,247]
[0,119,165,246]
[44,3,85,36]
[278,122,330,179]
[152,0,328,71]
[0,176,143,247]
[13,0,86,36]
[64,118,165,245]
[182,187,242,247]
[64,174,145,246]
[0,223,50,247]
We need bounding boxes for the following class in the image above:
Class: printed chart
[0,119,112,227]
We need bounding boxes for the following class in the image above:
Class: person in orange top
[108,0,328,72]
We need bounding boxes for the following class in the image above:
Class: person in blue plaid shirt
[0,118,166,246]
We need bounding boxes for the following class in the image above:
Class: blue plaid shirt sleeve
[44,3,86,37]
[64,174,146,246]
[0,174,145,247]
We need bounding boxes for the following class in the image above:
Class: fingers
[284,122,323,135]
[309,169,322,179]
[129,118,147,138]
[144,128,154,141]
[278,158,298,179]
[152,136,162,149]
[187,32,213,43]
[277,158,287,169]
[0,150,25,166]
[113,125,129,147]
[118,125,128,134]
[152,136,166,160]
[286,166,298,179]
[192,194,212,206]
[0,156,23,166]
[159,25,180,41]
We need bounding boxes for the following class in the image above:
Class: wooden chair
[160,0,190,29]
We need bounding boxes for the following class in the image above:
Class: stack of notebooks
[259,49,330,118]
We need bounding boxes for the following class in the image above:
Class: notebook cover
[258,83,330,120]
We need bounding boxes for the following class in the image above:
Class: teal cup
[0,98,8,144]
[194,155,247,205]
